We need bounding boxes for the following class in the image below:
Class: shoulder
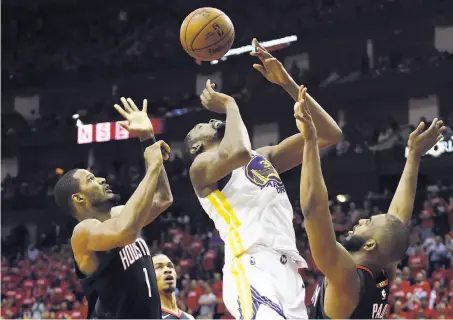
[71,219,100,250]
[110,205,125,218]
[189,152,215,178]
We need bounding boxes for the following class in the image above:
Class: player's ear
[72,193,85,204]
[363,239,377,252]
[190,142,203,156]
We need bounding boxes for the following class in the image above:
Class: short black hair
[376,215,410,262]
[54,169,80,216]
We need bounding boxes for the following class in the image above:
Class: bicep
[257,135,332,174]
[190,150,251,189]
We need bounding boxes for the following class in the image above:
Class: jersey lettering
[119,238,151,270]
[371,303,388,319]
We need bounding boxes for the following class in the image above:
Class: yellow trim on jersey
[232,258,253,319]
[207,190,245,257]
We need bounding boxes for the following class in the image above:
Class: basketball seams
[189,13,225,51]
[193,24,234,51]
[183,8,202,54]
[191,32,234,60]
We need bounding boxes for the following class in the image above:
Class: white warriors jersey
[197,151,307,267]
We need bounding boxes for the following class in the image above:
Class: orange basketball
[180,8,235,61]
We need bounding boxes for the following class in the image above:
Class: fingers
[206,79,215,95]
[120,97,134,113]
[142,99,148,113]
[118,121,130,131]
[200,91,208,107]
[252,64,267,76]
[114,104,130,120]
[158,141,171,161]
[126,98,139,112]
[412,122,426,136]
[298,86,307,102]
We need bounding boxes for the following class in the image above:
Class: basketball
[180,8,235,61]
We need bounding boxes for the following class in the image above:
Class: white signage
[405,137,453,158]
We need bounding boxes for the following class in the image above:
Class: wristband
[140,136,168,157]
[140,136,157,151]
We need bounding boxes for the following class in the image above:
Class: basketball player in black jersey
[152,254,194,319]
[294,89,446,319]
[54,98,173,319]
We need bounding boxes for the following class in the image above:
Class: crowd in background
[2,173,453,318]
[3,0,441,83]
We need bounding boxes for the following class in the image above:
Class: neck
[350,252,382,277]
[160,292,178,312]
[77,206,111,222]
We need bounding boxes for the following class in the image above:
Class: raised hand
[294,86,316,141]
[408,119,446,158]
[250,38,292,86]
[200,79,236,114]
[114,97,153,139]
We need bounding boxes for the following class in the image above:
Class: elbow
[326,127,342,146]
[160,196,173,212]
[300,188,328,217]
[118,228,139,246]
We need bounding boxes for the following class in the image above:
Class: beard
[342,234,368,252]
[92,192,120,210]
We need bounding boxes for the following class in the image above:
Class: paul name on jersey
[119,238,151,270]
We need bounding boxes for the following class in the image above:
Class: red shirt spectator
[408,247,428,279]
[431,265,447,285]
[420,201,434,229]
[389,300,412,319]
[203,250,217,271]
[410,273,431,301]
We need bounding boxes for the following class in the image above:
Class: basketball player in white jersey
[183,44,342,318]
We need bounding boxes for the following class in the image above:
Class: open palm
[114,97,153,137]
[408,119,446,157]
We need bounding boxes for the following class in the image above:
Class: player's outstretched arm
[384,119,445,282]
[388,119,445,225]
[251,39,341,173]
[296,96,360,316]
[190,80,252,193]
[114,97,173,224]
[71,142,165,252]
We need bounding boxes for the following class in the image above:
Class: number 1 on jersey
[143,268,152,297]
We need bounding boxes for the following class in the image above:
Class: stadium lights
[209,35,298,65]
[336,194,350,203]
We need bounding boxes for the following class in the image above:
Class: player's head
[342,214,409,265]
[152,254,177,294]
[184,119,225,161]
[54,169,119,220]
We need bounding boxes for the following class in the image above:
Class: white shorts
[222,248,308,319]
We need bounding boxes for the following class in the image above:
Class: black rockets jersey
[74,237,162,319]
[309,266,390,319]
[162,307,194,319]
